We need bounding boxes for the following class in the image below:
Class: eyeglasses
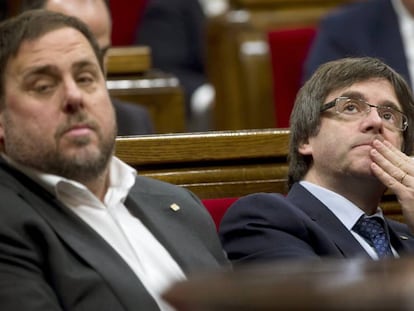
[320,96,408,132]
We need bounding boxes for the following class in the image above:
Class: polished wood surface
[163,256,414,310]
[114,129,403,222]
[106,46,151,74]
[115,128,289,198]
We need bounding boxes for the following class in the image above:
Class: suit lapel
[385,219,414,255]
[0,163,160,311]
[287,184,370,258]
[124,186,221,274]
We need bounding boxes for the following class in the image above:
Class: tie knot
[354,217,385,239]
[353,216,393,258]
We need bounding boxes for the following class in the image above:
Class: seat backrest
[267,26,317,128]
[202,198,238,229]
[116,129,290,227]
[114,129,404,226]
[110,0,148,46]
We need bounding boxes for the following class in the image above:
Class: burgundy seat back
[202,198,238,230]
[110,0,148,46]
[267,27,317,128]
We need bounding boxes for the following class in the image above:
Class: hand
[370,139,414,231]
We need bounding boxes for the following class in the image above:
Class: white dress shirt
[2,155,185,311]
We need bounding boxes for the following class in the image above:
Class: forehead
[46,0,111,42]
[325,78,401,108]
[8,27,99,74]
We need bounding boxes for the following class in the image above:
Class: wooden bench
[106,46,186,134]
[114,128,403,224]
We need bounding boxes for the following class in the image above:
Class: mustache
[55,112,99,138]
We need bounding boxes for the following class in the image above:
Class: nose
[62,78,84,113]
[361,107,383,132]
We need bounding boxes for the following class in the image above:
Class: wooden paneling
[115,128,403,222]
[106,46,151,74]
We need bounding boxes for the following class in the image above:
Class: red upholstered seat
[267,27,317,128]
[202,198,238,230]
[110,0,148,46]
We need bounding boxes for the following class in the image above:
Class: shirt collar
[1,153,136,206]
[300,181,384,230]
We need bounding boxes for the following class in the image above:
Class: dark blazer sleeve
[219,193,342,264]
[112,97,154,136]
[0,185,63,310]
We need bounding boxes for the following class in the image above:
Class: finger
[370,161,406,192]
[372,139,410,173]
[370,147,409,186]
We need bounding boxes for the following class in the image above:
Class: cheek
[386,132,404,151]
[5,95,59,134]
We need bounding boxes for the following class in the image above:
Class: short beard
[38,136,115,183]
[3,111,117,184]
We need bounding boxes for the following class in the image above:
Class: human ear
[298,139,313,156]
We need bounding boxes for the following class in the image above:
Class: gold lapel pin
[170,203,180,212]
[400,235,409,240]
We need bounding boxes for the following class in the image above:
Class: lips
[352,136,384,149]
[58,121,97,139]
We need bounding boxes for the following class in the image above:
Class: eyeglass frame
[320,96,408,132]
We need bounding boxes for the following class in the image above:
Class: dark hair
[20,0,110,12]
[288,57,414,187]
[0,9,104,104]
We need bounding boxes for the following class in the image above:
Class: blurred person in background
[135,0,215,131]
[304,0,414,91]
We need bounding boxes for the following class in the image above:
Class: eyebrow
[340,90,402,111]
[22,59,100,77]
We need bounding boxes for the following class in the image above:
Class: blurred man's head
[22,0,112,60]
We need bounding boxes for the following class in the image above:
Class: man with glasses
[220,57,414,262]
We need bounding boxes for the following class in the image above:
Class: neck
[303,173,386,215]
[79,168,110,202]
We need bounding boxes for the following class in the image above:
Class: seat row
[114,128,404,228]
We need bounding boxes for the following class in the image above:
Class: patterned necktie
[353,216,393,258]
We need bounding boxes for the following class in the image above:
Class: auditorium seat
[110,0,148,46]
[202,198,238,229]
[267,26,317,128]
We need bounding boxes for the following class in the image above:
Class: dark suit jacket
[303,0,410,85]
[135,0,207,115]
[0,159,227,310]
[219,183,414,263]
[112,97,154,136]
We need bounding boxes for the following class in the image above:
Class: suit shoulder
[321,0,383,26]
[222,192,309,225]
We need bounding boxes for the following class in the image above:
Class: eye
[341,100,363,114]
[76,73,96,86]
[32,80,56,94]
[379,108,397,123]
